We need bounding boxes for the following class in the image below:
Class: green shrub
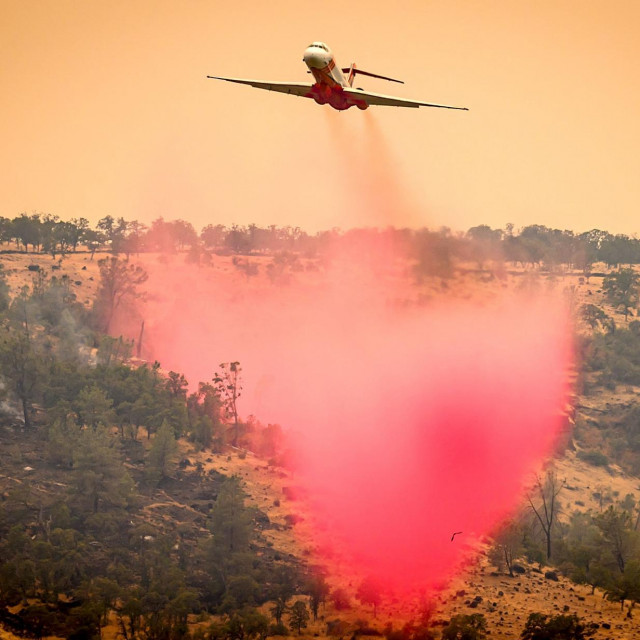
[576,450,609,467]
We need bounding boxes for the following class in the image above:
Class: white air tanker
[207,42,468,112]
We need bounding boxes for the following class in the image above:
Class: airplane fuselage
[302,42,368,110]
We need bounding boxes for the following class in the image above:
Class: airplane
[207,42,468,112]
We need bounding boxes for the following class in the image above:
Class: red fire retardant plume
[124,256,572,593]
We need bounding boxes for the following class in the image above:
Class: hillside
[187,445,640,639]
[0,248,639,640]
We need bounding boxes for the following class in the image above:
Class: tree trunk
[546,533,552,560]
[505,547,514,577]
[21,397,31,429]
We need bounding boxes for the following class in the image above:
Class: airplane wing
[344,87,468,110]
[207,76,314,98]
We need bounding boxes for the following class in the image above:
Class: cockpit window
[309,42,328,51]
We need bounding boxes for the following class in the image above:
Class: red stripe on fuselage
[310,56,340,88]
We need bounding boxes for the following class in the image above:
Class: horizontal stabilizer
[342,67,404,84]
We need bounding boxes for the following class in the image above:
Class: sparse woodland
[2,213,640,274]
[0,214,639,639]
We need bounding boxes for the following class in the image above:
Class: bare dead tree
[527,470,566,561]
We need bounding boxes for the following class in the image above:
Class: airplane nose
[303,48,326,69]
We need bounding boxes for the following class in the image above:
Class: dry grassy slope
[0,250,102,305]
[183,445,640,640]
[2,251,639,639]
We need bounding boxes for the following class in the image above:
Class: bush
[442,614,487,640]
[327,619,348,637]
[331,588,351,610]
[269,622,289,636]
[355,619,382,636]
[284,513,302,526]
[521,612,595,640]
[576,450,609,467]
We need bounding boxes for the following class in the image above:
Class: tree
[489,520,524,577]
[166,371,189,400]
[413,228,457,279]
[204,475,255,599]
[226,225,252,254]
[595,505,635,573]
[97,215,129,253]
[0,265,11,314]
[289,601,310,634]
[93,257,148,332]
[116,592,143,640]
[170,219,198,250]
[356,576,382,618]
[599,234,640,268]
[225,575,261,609]
[210,476,252,554]
[604,560,640,612]
[87,577,121,626]
[145,419,178,486]
[40,214,60,256]
[201,224,227,249]
[466,225,503,269]
[223,608,270,640]
[330,587,350,611]
[442,614,487,640]
[121,220,148,257]
[12,213,42,252]
[306,573,329,620]
[527,471,565,560]
[214,361,243,447]
[580,304,614,333]
[269,566,297,626]
[47,416,78,467]
[74,385,115,430]
[141,218,196,253]
[70,427,134,515]
[187,382,223,450]
[97,335,133,367]
[603,268,640,320]
[559,511,608,594]
[83,228,104,258]
[0,325,43,429]
[520,613,593,640]
[68,217,90,252]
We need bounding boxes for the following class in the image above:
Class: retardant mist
[320,110,424,228]
[122,249,572,595]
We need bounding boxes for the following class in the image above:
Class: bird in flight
[208,42,468,112]
[451,531,463,542]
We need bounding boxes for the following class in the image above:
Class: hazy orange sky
[2,1,639,233]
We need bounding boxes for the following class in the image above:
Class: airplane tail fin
[342,64,404,87]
